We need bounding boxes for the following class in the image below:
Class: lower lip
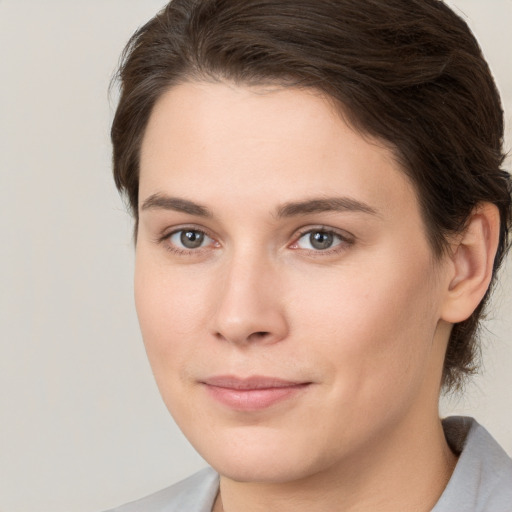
[203,383,310,411]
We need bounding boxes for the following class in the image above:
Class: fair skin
[135,81,498,511]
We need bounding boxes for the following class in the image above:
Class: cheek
[133,253,208,375]
[133,257,218,431]
[290,253,441,395]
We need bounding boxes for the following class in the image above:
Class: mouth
[200,375,312,411]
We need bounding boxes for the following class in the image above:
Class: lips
[200,375,311,411]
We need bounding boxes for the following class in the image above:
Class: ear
[441,203,500,324]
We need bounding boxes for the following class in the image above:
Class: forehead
[139,81,420,222]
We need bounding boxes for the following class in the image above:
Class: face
[136,82,452,483]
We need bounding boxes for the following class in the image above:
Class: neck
[214,413,457,512]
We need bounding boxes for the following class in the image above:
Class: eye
[168,229,214,250]
[293,229,348,251]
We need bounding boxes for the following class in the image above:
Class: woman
[107,0,512,510]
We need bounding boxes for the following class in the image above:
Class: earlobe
[441,203,500,324]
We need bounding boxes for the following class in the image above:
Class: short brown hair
[111,0,512,391]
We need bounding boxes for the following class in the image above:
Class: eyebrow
[140,194,212,217]
[140,193,378,219]
[276,197,378,218]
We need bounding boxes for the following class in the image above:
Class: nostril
[214,330,274,344]
[214,331,268,340]
[252,331,270,339]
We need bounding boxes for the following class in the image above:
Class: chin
[210,454,319,484]
[188,425,331,484]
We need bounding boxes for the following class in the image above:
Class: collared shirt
[105,416,512,512]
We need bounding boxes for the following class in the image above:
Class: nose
[210,251,289,346]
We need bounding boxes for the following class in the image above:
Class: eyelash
[157,226,217,256]
[156,226,354,256]
[290,227,354,256]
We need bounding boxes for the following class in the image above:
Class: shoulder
[433,416,512,512]
[103,467,219,512]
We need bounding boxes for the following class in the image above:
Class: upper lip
[201,375,310,390]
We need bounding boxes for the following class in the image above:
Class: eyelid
[154,223,354,255]
[288,226,355,252]
[156,225,220,253]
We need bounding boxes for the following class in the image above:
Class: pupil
[310,231,333,250]
[181,230,204,248]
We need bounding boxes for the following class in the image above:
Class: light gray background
[0,1,510,511]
